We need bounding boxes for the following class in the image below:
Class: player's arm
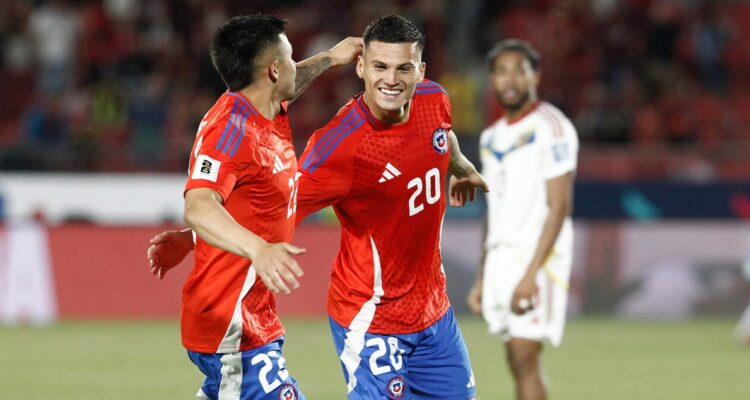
[510,172,574,315]
[148,228,194,279]
[447,129,489,207]
[467,216,488,314]
[184,187,305,294]
[291,37,363,102]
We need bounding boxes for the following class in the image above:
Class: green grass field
[1,317,747,399]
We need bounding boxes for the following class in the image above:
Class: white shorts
[481,242,572,347]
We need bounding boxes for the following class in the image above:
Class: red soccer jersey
[182,92,297,353]
[297,80,452,334]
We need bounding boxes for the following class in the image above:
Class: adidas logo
[272,155,284,174]
[378,163,401,183]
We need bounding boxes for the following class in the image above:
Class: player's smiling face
[490,50,539,113]
[357,40,425,123]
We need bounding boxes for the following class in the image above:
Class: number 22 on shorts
[251,350,290,393]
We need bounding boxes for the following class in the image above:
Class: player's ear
[533,70,541,86]
[356,55,364,79]
[269,59,279,83]
[418,62,426,82]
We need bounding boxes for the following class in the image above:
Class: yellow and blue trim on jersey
[480,130,536,162]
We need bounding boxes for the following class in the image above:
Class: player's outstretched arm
[292,37,364,102]
[447,130,489,207]
[148,228,194,279]
[184,188,306,294]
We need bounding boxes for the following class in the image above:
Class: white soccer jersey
[479,101,578,249]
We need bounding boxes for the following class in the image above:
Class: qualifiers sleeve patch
[192,154,221,182]
[552,143,569,162]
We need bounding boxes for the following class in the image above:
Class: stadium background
[0,0,749,399]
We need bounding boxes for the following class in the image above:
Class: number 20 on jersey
[407,167,441,216]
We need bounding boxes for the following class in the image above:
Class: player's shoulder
[480,115,506,140]
[307,97,367,142]
[534,101,573,127]
[323,97,362,129]
[415,79,448,94]
[414,79,449,101]
[300,97,364,173]
[201,93,250,134]
[535,101,568,121]
[197,93,261,157]
[534,101,577,139]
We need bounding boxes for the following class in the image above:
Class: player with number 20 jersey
[297,82,450,334]
[296,80,475,399]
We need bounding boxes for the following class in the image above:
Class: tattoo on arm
[293,56,332,101]
[448,130,475,177]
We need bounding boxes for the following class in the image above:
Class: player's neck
[238,85,281,121]
[503,96,539,122]
[362,91,411,125]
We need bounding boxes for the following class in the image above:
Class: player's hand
[511,275,537,315]
[148,230,194,279]
[326,37,364,66]
[466,279,483,314]
[449,172,489,207]
[251,242,306,295]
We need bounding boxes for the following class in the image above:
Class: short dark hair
[487,39,541,71]
[210,15,287,91]
[363,15,425,51]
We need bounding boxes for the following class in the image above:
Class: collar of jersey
[505,100,541,125]
[225,90,287,131]
[355,94,413,131]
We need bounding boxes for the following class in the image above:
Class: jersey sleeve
[295,126,357,224]
[184,114,256,201]
[439,91,452,131]
[539,112,579,180]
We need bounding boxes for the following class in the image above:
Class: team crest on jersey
[432,128,448,154]
[278,384,297,400]
[386,376,406,399]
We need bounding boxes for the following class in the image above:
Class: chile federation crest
[387,376,406,399]
[432,128,448,155]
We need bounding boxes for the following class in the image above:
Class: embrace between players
[147,12,577,400]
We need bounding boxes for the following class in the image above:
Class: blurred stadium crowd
[1,0,749,181]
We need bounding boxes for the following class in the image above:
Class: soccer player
[170,15,361,400]
[150,15,486,399]
[294,15,486,400]
[465,39,579,400]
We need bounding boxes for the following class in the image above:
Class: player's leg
[735,301,750,345]
[187,338,305,400]
[504,244,572,400]
[187,350,222,399]
[406,307,476,400]
[505,338,545,400]
[329,316,417,399]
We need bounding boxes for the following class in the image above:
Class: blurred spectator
[0,0,747,181]
[28,0,79,94]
